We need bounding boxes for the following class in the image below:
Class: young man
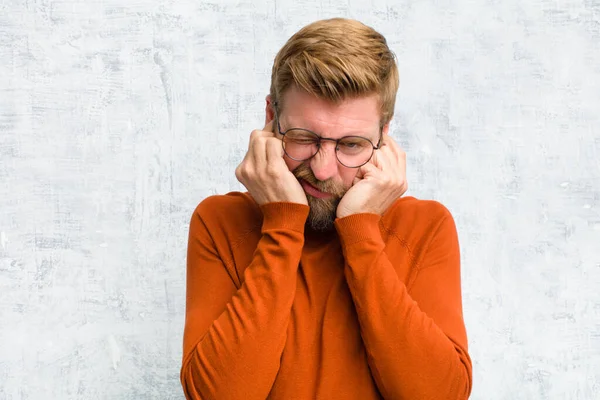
[181,18,472,400]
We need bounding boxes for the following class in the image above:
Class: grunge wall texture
[1,0,599,399]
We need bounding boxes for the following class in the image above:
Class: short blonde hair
[270,18,399,126]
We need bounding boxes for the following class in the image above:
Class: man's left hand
[336,135,408,219]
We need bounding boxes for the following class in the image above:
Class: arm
[180,201,309,400]
[334,209,472,400]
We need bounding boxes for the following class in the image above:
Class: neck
[304,221,338,245]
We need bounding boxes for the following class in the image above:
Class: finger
[357,161,379,179]
[384,139,407,189]
[251,125,276,142]
[353,165,365,183]
[352,166,365,185]
[388,138,407,178]
[248,121,277,159]
[251,134,268,167]
[371,145,391,171]
[381,134,406,169]
[264,119,275,134]
[382,135,402,158]
[265,137,285,166]
[249,121,276,144]
[377,133,390,151]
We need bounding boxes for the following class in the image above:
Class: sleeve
[334,208,473,400]
[180,201,309,400]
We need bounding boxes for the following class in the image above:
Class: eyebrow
[280,117,380,139]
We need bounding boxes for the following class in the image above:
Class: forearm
[345,253,471,399]
[336,213,472,400]
[181,202,309,400]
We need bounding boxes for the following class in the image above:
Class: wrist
[337,208,379,219]
[260,202,310,233]
[335,213,383,246]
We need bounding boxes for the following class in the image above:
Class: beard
[292,163,348,232]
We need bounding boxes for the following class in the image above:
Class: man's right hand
[235,120,308,206]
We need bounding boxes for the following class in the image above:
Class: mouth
[299,179,333,199]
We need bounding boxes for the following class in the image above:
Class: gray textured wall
[1,0,599,399]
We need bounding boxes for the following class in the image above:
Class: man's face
[267,86,387,231]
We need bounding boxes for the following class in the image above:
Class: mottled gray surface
[1,0,599,399]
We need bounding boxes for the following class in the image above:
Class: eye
[291,137,317,145]
[286,130,319,145]
[339,138,368,148]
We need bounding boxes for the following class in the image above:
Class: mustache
[292,164,346,197]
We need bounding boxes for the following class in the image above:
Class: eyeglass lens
[282,129,374,168]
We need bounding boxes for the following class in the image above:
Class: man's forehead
[278,88,381,132]
[279,85,380,109]
[282,114,379,135]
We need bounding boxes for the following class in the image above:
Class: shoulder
[381,195,457,241]
[194,191,258,216]
[191,191,262,236]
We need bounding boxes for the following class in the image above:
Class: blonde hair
[269,18,399,126]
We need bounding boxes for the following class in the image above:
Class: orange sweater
[181,192,472,399]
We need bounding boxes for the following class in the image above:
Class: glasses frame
[273,103,383,168]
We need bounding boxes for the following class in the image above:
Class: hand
[336,135,407,218]
[235,120,308,206]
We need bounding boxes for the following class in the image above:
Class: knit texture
[181,191,472,399]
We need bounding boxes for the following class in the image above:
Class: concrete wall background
[1,0,599,399]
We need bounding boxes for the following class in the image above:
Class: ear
[382,119,391,135]
[265,95,275,125]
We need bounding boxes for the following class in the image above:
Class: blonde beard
[292,163,347,232]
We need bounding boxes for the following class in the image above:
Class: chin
[306,197,339,232]
[306,216,336,232]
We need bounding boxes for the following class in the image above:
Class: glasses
[274,106,382,168]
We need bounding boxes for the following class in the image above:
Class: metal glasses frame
[273,103,383,168]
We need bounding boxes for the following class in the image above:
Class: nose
[309,142,339,182]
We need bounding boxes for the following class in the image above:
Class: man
[180,18,472,399]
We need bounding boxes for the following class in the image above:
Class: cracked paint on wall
[1,0,599,399]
